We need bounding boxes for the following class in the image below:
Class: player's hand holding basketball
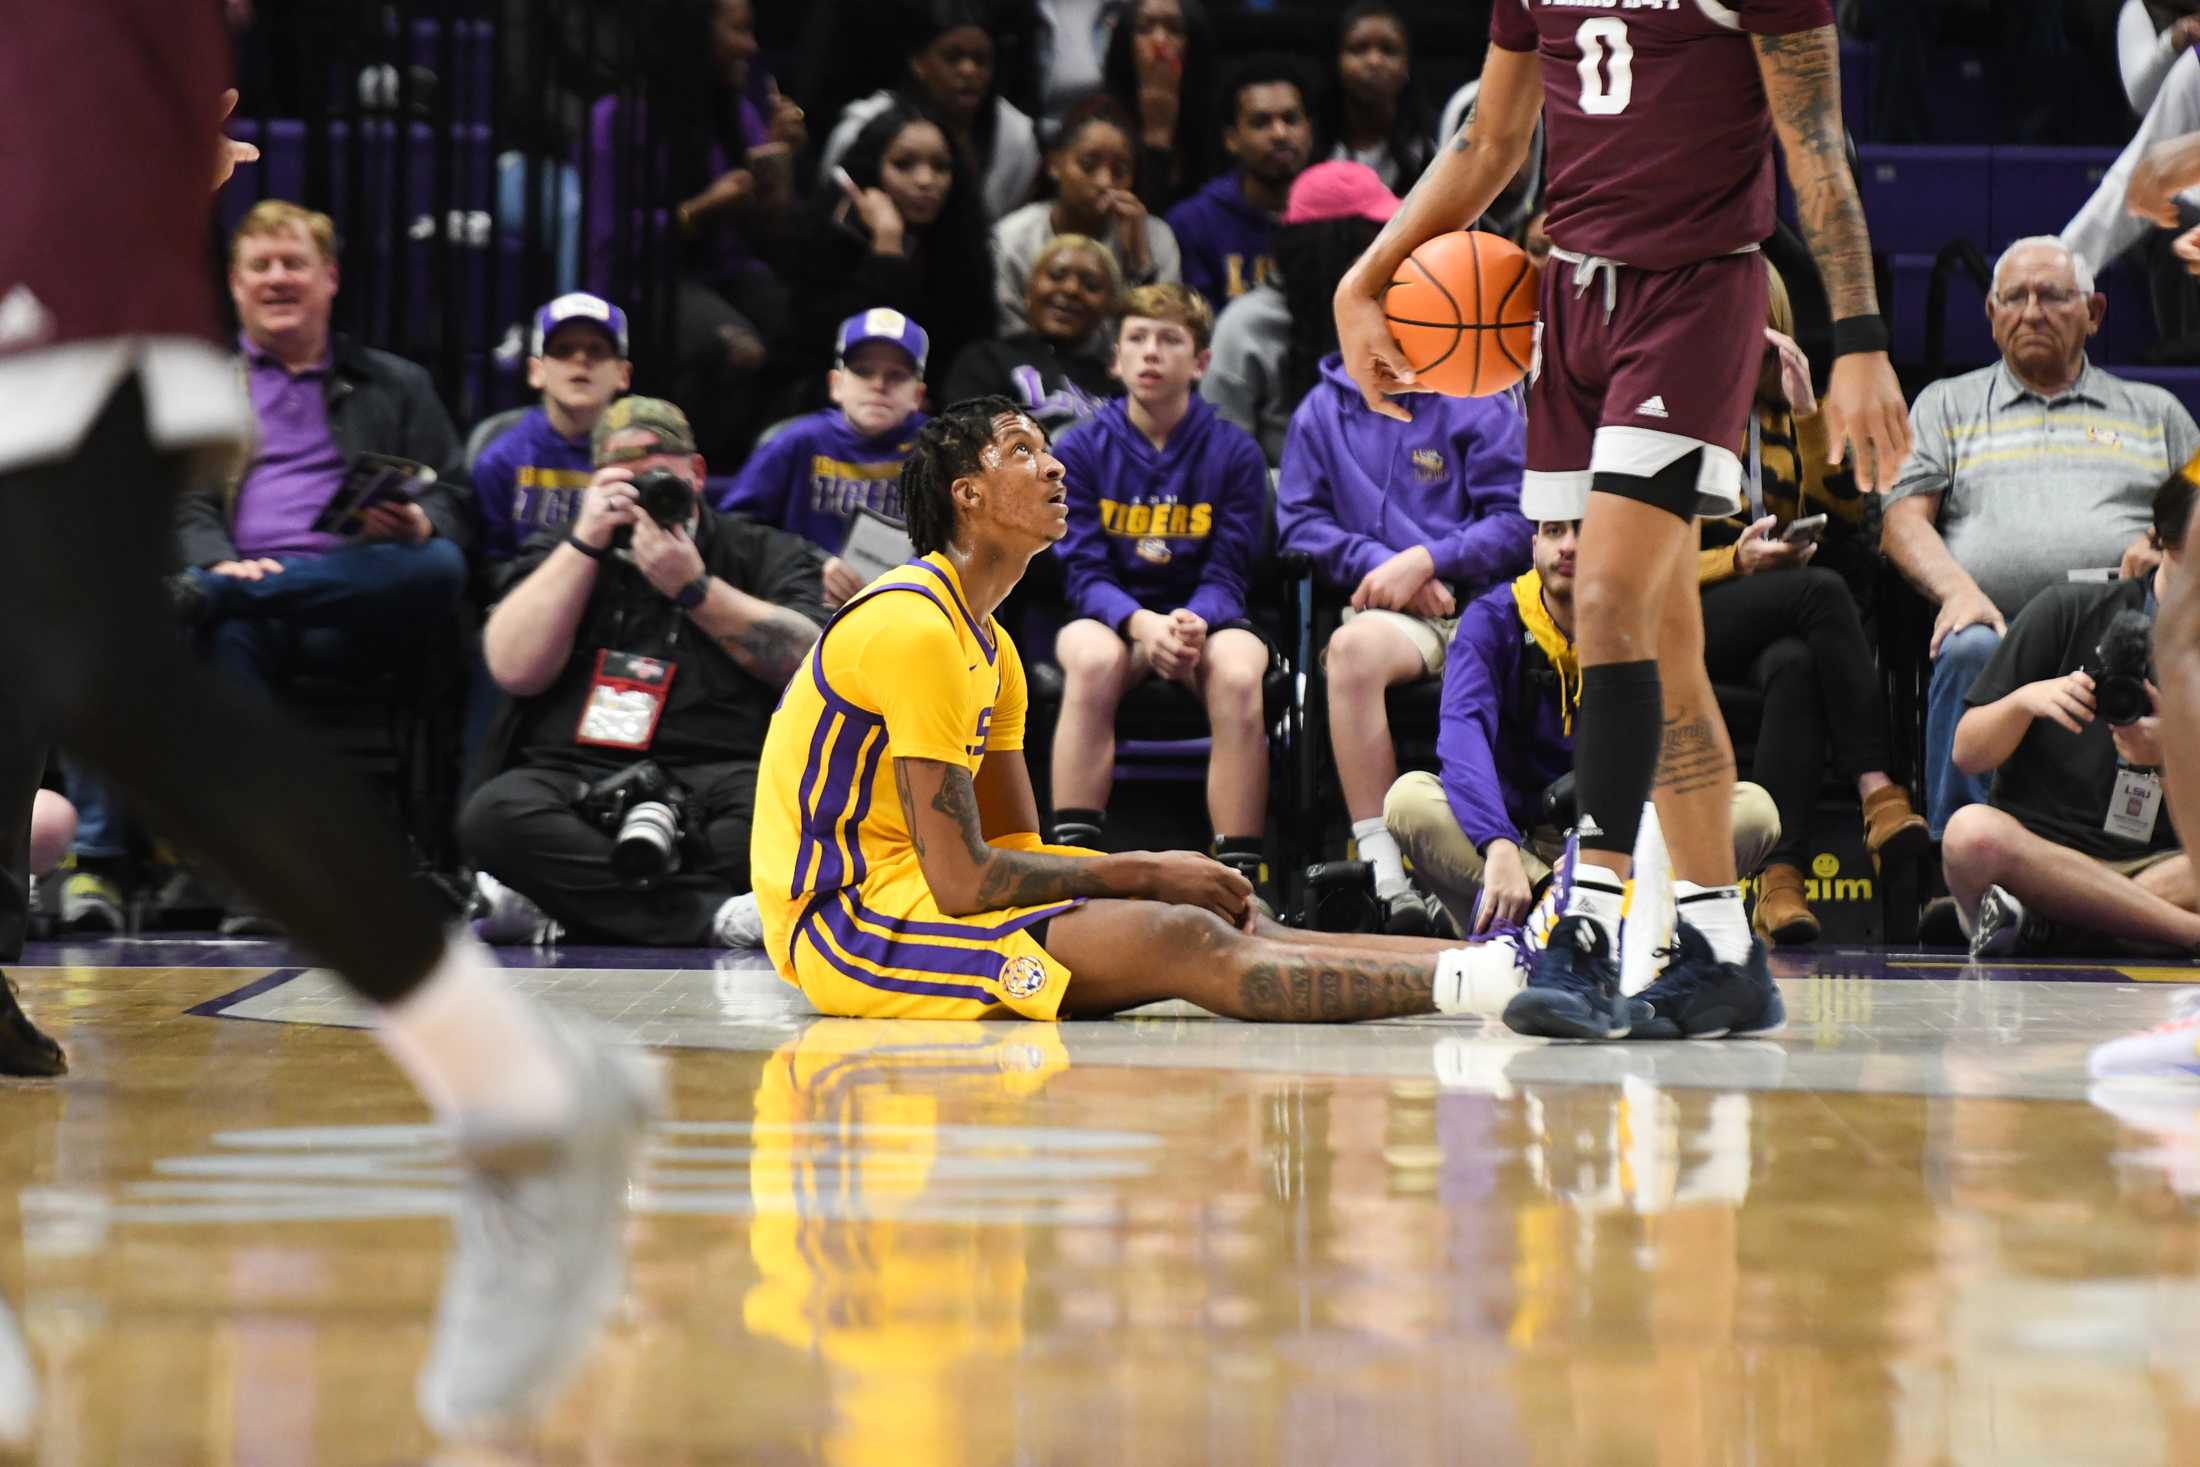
[1334,284,1422,423]
[1142,850,1254,928]
[1821,353,1912,494]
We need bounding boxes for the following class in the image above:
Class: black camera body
[2091,607,2154,728]
[575,760,689,888]
[611,468,696,552]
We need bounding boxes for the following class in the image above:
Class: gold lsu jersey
[751,554,1081,1020]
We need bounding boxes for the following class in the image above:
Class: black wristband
[566,533,609,561]
[672,573,711,611]
[1832,314,1891,359]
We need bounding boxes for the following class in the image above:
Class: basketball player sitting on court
[749,396,1541,1023]
[1047,284,1275,896]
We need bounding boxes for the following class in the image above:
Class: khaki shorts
[1336,608,1459,677]
[2098,848,2184,880]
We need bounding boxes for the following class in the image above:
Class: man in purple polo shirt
[174,199,470,698]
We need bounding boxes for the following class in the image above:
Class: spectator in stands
[992,95,1179,337]
[1384,520,1779,939]
[471,293,632,565]
[943,234,1122,435]
[2119,1,2200,114]
[1101,0,1218,214]
[178,201,471,703]
[1048,284,1273,893]
[719,309,932,608]
[463,397,830,948]
[586,0,804,461]
[1279,344,1530,935]
[1032,0,1115,131]
[1164,54,1312,307]
[1208,160,1396,466]
[1884,236,2200,839]
[772,99,995,421]
[2066,38,2200,350]
[1698,264,1928,948]
[819,0,1041,222]
[1943,466,2197,957]
[1321,3,1436,194]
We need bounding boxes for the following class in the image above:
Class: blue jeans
[60,755,126,861]
[1924,621,2000,837]
[191,539,467,692]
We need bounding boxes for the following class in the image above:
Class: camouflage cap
[591,396,699,466]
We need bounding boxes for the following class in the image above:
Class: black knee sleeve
[1572,660,1663,857]
[1592,447,1706,523]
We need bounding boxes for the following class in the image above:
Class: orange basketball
[1383,230,1539,397]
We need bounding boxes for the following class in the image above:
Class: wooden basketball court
[2,940,2197,1464]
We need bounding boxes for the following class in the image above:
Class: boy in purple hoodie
[471,293,633,564]
[1279,352,1531,934]
[717,308,931,607]
[1164,56,1314,306]
[1050,283,1274,891]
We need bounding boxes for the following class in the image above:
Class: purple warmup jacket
[1054,395,1267,630]
[1277,354,1530,596]
[1438,581,1575,853]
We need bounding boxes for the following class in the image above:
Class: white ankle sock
[1353,819,1410,897]
[1563,868,1625,946]
[1433,942,1527,1016]
[1676,882,1752,965]
[376,931,578,1128]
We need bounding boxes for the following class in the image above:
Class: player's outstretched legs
[1045,899,1520,1021]
[0,381,653,1435]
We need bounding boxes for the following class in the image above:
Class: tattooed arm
[894,757,1252,921]
[1754,24,1913,491]
[1333,41,1543,421]
[687,582,821,686]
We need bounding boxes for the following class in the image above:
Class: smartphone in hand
[1780,514,1828,547]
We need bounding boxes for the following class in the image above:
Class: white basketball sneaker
[2089,989,2200,1082]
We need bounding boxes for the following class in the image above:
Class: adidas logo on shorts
[1635,394,1670,420]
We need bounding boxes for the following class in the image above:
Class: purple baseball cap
[531,291,630,358]
[835,307,930,375]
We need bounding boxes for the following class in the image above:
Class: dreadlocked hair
[1278,215,1383,406]
[902,395,1027,556]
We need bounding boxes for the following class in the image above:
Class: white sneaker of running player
[712,891,764,948]
[472,872,560,947]
[416,1010,662,1438]
[2090,988,2200,1082]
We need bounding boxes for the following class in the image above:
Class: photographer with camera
[461,397,831,947]
[1945,468,2200,958]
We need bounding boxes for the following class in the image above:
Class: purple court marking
[186,968,307,1018]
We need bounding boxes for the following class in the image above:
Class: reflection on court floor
[4,943,2200,1464]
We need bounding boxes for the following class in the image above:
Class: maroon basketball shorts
[1520,249,1768,522]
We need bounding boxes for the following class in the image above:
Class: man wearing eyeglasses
[1882,235,2200,850]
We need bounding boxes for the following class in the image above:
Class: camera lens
[611,799,683,887]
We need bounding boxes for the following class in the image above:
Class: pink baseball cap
[1282,160,1402,226]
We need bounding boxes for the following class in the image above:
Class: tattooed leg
[1045,899,1442,1021]
[1650,563,1739,887]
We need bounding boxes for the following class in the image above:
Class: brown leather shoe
[1752,863,1821,947]
[1862,784,1930,875]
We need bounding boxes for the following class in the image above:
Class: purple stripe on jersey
[807,711,881,893]
[800,909,998,1005]
[847,891,1078,941]
[840,724,890,889]
[817,898,1013,981]
[905,559,997,664]
[786,680,841,897]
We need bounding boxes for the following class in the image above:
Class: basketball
[1383,230,1539,397]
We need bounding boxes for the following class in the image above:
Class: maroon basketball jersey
[1489,0,1832,271]
[0,0,227,356]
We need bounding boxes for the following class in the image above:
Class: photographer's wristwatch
[671,573,711,611]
